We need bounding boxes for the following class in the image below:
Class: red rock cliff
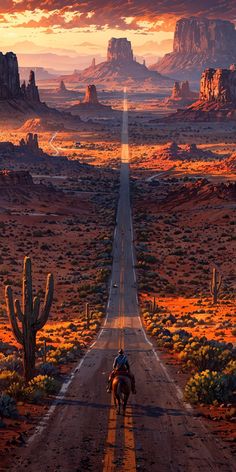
[200,66,236,103]
[151,17,236,80]
[173,17,235,54]
[0,52,21,99]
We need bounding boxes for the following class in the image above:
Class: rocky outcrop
[156,142,217,161]
[200,67,236,103]
[107,38,133,63]
[171,81,197,100]
[20,117,65,132]
[165,65,236,122]
[0,52,21,99]
[165,179,236,207]
[151,17,236,80]
[68,84,114,117]
[20,133,39,152]
[25,70,40,102]
[0,170,33,187]
[58,80,67,93]
[61,37,172,88]
[83,84,99,104]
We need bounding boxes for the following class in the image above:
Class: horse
[112,374,131,415]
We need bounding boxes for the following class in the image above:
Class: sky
[0,1,235,70]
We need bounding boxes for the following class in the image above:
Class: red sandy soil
[0,159,118,466]
[132,159,236,451]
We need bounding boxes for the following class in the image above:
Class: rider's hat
[118,348,124,355]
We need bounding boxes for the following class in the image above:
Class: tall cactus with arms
[5,256,54,381]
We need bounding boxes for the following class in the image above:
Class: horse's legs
[123,393,130,415]
[113,393,117,409]
[117,395,121,415]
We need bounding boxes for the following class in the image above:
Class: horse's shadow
[54,397,189,422]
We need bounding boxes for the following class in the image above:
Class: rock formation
[25,70,40,102]
[171,81,197,100]
[200,67,236,103]
[68,84,114,117]
[20,133,39,152]
[165,65,236,121]
[107,38,133,63]
[0,51,82,128]
[20,117,64,133]
[151,17,236,80]
[60,37,172,88]
[0,52,21,99]
[83,84,99,104]
[154,142,219,161]
[58,80,67,93]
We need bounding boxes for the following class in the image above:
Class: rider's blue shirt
[113,354,129,370]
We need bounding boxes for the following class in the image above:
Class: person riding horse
[107,348,136,394]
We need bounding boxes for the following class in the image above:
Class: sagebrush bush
[0,370,22,391]
[38,362,59,377]
[184,370,233,404]
[27,375,60,402]
[6,381,28,401]
[0,354,23,373]
[0,393,18,418]
[179,342,232,372]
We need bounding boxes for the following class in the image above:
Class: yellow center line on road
[103,87,136,471]
[122,405,136,472]
[102,395,118,472]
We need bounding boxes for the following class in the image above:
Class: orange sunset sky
[0,1,235,70]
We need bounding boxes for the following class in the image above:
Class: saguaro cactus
[5,256,54,382]
[210,267,222,304]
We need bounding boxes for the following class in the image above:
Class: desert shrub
[224,360,236,389]
[6,381,28,401]
[179,341,233,372]
[47,343,80,364]
[23,375,60,403]
[0,393,18,418]
[0,354,23,373]
[224,359,236,375]
[184,370,233,404]
[38,362,59,377]
[0,370,22,391]
[28,375,59,395]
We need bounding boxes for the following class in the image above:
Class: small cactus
[210,267,222,304]
[150,297,157,314]
[85,302,90,329]
[5,257,54,382]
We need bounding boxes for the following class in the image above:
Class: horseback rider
[107,348,136,393]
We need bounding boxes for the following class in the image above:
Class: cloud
[0,1,236,32]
